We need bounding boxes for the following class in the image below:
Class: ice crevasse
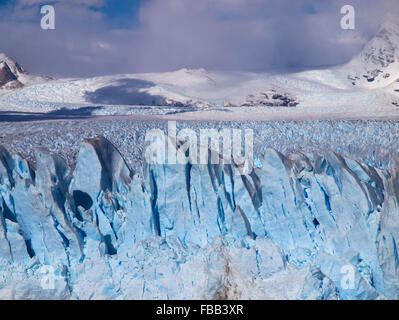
[0,136,398,299]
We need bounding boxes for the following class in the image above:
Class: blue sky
[0,0,397,77]
[0,0,144,27]
[96,0,145,29]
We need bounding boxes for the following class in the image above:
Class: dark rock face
[241,90,299,107]
[7,59,24,76]
[0,62,18,86]
[0,54,25,89]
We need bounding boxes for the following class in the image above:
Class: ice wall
[0,136,398,299]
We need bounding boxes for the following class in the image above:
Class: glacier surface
[0,136,398,300]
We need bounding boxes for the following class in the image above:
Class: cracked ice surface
[0,131,399,300]
[0,119,399,172]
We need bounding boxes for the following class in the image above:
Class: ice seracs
[0,136,398,299]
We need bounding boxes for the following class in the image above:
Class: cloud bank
[0,0,398,77]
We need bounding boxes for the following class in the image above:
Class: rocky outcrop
[347,18,399,87]
[0,61,23,89]
[242,90,299,107]
[0,54,25,89]
[0,136,398,299]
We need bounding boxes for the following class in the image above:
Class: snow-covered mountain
[0,17,398,117]
[345,18,399,88]
[0,54,24,89]
[0,53,51,91]
[0,64,381,116]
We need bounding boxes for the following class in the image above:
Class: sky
[0,0,398,77]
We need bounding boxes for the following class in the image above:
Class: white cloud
[0,0,397,77]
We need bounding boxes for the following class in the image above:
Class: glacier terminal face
[0,136,398,300]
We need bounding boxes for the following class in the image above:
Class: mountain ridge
[0,18,399,116]
[0,53,52,91]
[0,54,24,89]
[345,18,399,87]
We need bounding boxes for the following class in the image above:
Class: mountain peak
[0,53,25,89]
[0,53,25,75]
[346,16,399,87]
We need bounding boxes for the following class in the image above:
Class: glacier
[0,135,398,300]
